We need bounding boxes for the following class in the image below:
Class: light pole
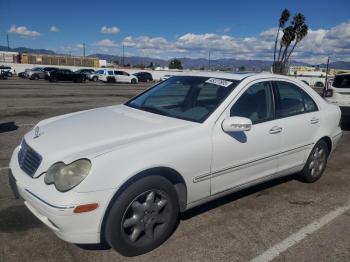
[7,34,10,51]
[83,43,85,57]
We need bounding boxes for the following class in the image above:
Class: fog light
[73,203,99,213]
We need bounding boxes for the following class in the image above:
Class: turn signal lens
[73,203,99,213]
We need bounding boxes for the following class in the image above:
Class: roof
[177,71,258,80]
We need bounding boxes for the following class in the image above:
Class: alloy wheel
[121,190,169,244]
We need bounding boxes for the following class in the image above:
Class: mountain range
[1,45,349,70]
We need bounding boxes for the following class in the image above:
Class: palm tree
[273,9,290,63]
[286,24,308,62]
[280,25,296,62]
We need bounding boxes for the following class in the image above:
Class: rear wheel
[299,140,329,183]
[105,176,179,256]
[92,76,98,81]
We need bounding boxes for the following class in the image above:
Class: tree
[147,62,154,69]
[273,9,290,64]
[169,59,183,69]
[273,10,308,75]
[238,66,246,72]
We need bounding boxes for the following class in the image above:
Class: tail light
[323,88,333,97]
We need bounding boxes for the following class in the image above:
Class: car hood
[24,105,195,166]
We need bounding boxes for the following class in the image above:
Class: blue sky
[0,0,349,63]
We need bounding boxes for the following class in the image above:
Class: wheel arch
[319,136,332,152]
[99,166,187,244]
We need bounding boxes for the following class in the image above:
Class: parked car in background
[0,65,15,77]
[160,74,174,81]
[18,69,31,78]
[9,72,341,256]
[301,80,309,86]
[133,72,153,82]
[48,69,86,82]
[314,81,324,88]
[75,69,96,81]
[324,73,350,123]
[97,69,138,84]
[28,67,58,80]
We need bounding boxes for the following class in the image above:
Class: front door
[211,80,282,195]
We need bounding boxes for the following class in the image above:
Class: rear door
[272,80,320,172]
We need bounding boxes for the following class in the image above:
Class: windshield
[333,75,350,88]
[126,76,239,123]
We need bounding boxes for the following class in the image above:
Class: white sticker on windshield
[205,78,232,87]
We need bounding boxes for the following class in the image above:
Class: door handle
[269,126,283,134]
[310,117,319,124]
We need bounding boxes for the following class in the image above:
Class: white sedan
[9,72,342,256]
[96,69,138,84]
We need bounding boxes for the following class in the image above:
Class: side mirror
[222,117,252,132]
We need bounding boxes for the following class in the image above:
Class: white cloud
[100,26,120,34]
[95,39,118,47]
[50,26,59,32]
[119,20,350,63]
[223,27,231,33]
[8,25,40,37]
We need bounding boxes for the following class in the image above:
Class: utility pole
[83,43,85,57]
[208,50,211,71]
[6,34,10,51]
[122,45,125,67]
[324,57,330,92]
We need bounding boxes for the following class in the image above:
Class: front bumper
[9,149,115,244]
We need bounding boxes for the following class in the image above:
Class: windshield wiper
[138,106,171,117]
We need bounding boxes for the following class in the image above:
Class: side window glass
[230,82,274,124]
[302,91,318,112]
[275,81,317,117]
[108,71,113,75]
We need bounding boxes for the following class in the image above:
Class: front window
[126,76,239,123]
[96,70,104,75]
[230,81,274,124]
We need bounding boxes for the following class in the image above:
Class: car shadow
[0,205,43,233]
[0,121,18,133]
[180,175,294,220]
[341,122,350,131]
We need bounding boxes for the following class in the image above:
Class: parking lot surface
[0,78,349,262]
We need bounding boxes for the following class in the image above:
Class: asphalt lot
[0,78,349,262]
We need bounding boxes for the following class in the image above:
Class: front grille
[18,140,42,177]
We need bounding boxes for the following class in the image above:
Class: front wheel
[105,176,179,256]
[299,140,329,183]
[92,76,98,81]
[131,78,137,84]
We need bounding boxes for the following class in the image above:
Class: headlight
[44,159,91,192]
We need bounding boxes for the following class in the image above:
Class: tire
[7,72,13,77]
[50,77,57,82]
[299,140,329,183]
[105,176,179,257]
[131,78,137,84]
[107,77,116,83]
[92,76,98,82]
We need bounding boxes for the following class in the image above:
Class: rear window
[333,75,350,88]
